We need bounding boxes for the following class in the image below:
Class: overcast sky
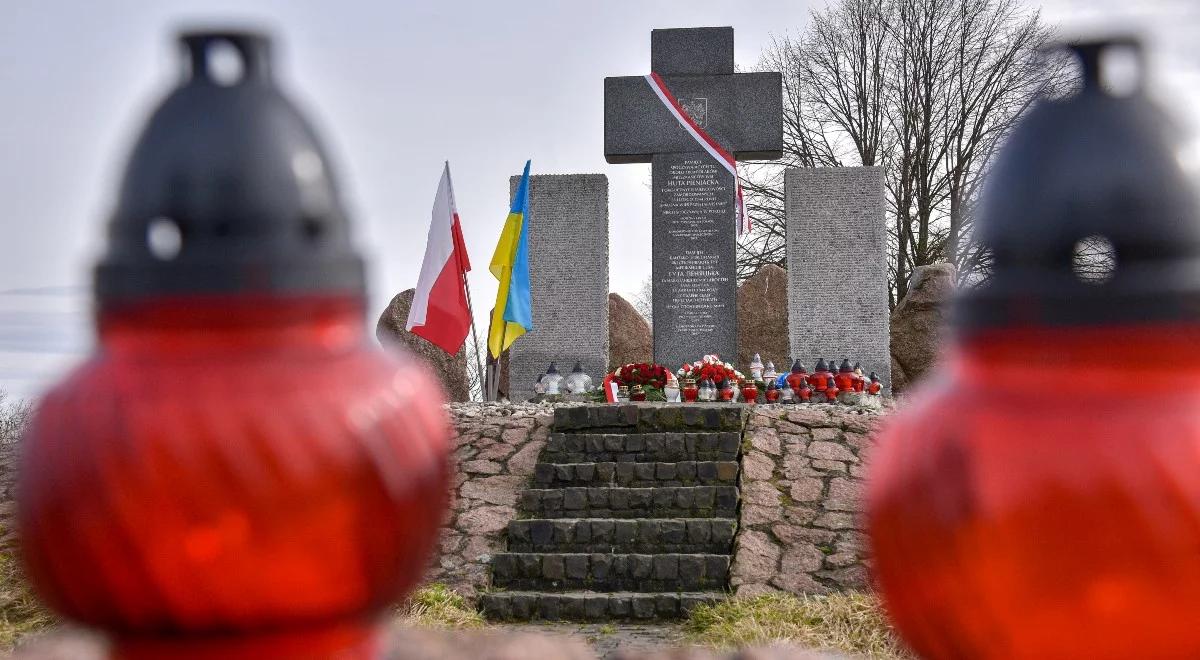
[2,0,1198,400]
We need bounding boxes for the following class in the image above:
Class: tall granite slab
[507,174,610,402]
[785,166,891,389]
[651,152,738,368]
[605,27,782,369]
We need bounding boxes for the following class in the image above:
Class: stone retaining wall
[436,402,891,602]
[730,404,886,596]
[428,402,558,597]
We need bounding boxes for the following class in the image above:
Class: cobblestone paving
[499,622,687,659]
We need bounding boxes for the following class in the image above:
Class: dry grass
[397,583,488,630]
[0,552,56,651]
[684,591,913,659]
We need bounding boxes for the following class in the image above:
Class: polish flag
[406,162,473,355]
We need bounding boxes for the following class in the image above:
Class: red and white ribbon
[645,72,750,236]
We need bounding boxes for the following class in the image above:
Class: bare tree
[629,277,654,326]
[738,0,1054,304]
[740,0,889,280]
[465,337,485,401]
[0,390,33,444]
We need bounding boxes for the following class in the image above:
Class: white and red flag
[406,162,473,354]
[645,72,751,235]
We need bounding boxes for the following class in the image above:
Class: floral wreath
[609,362,672,389]
[677,354,745,386]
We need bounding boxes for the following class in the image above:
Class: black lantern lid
[94,30,364,304]
[572,361,584,373]
[814,359,828,373]
[547,362,559,375]
[790,359,806,374]
[958,37,1200,329]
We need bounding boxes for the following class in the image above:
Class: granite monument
[605,27,782,368]
[785,166,891,389]
[507,174,610,401]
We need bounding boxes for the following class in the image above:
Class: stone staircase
[480,404,746,622]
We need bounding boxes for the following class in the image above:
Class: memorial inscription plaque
[604,27,782,368]
[653,152,737,366]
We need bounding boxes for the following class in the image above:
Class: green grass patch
[684,591,913,659]
[396,583,487,630]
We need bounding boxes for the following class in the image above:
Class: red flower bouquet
[610,362,670,389]
[602,362,671,401]
[677,354,745,387]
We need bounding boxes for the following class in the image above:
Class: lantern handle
[1044,37,1144,96]
[180,30,273,85]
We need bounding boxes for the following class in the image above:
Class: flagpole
[461,269,485,402]
[442,160,486,401]
[497,321,508,401]
[484,313,496,402]
[485,319,508,402]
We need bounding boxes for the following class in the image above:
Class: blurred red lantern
[867,39,1200,659]
[18,31,450,659]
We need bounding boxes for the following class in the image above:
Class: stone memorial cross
[605,26,782,369]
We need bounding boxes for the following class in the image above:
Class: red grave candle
[681,379,700,403]
[18,31,450,659]
[740,381,758,405]
[867,39,1200,659]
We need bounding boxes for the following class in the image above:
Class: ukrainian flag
[488,160,533,359]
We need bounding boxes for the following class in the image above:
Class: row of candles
[533,355,886,404]
[606,355,885,404]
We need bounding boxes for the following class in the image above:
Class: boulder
[608,293,652,368]
[890,263,956,394]
[738,264,790,375]
[376,289,471,402]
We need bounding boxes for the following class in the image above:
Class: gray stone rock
[376,288,470,402]
[891,262,956,394]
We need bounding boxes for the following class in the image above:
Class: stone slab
[652,151,738,369]
[652,26,733,75]
[508,174,610,402]
[785,167,890,390]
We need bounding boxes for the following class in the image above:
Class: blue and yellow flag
[488,160,533,359]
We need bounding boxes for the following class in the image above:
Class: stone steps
[542,432,741,464]
[551,404,744,434]
[532,461,740,487]
[478,590,723,622]
[518,486,738,519]
[505,518,736,554]
[491,552,730,592]
[484,404,748,622]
